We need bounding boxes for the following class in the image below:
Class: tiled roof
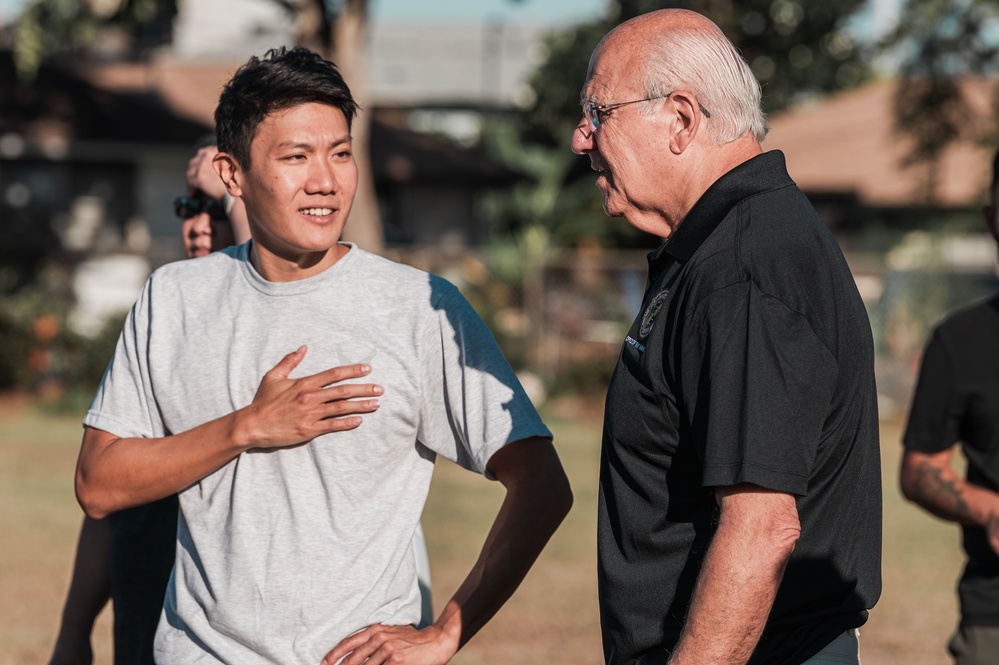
[763,78,998,209]
[0,50,210,145]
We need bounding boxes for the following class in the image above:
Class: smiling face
[215,102,358,281]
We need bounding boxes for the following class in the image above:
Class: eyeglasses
[581,92,711,132]
[173,195,228,221]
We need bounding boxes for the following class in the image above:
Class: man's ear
[668,91,705,155]
[213,152,243,198]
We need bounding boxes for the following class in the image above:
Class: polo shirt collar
[648,150,794,267]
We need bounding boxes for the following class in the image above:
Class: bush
[0,281,126,408]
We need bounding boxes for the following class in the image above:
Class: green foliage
[608,0,870,112]
[14,0,98,80]
[522,0,870,151]
[14,0,178,80]
[881,0,999,168]
[519,22,609,148]
[0,277,124,406]
[480,0,869,250]
[711,0,870,112]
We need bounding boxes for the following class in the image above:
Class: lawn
[0,393,964,664]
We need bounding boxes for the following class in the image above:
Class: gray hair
[638,21,768,144]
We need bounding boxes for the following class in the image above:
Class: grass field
[0,393,965,664]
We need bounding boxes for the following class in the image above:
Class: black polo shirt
[598,151,882,665]
[904,294,999,626]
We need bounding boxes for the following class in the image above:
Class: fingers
[186,146,227,199]
[248,352,385,448]
[186,148,210,194]
[266,346,308,381]
[309,362,375,389]
[317,379,383,403]
[322,625,418,665]
[988,515,999,555]
[317,396,380,429]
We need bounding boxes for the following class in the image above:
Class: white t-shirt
[84,243,551,664]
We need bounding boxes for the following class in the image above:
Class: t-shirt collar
[237,241,360,296]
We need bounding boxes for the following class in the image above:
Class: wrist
[227,408,258,453]
[432,603,464,656]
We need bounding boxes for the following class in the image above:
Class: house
[0,49,209,333]
[0,8,538,332]
[764,77,997,233]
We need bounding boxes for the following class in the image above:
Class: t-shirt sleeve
[681,280,837,496]
[83,278,163,440]
[903,328,959,454]
[416,283,551,479]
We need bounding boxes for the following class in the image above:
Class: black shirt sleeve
[903,328,959,454]
[682,280,838,496]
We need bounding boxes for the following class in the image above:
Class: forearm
[57,516,111,632]
[76,411,250,519]
[434,455,572,648]
[321,438,571,665]
[670,487,799,665]
[324,515,570,665]
[78,352,381,519]
[901,451,999,527]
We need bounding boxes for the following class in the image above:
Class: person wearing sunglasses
[177,139,250,259]
[574,10,881,665]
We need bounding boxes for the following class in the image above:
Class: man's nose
[306,158,337,194]
[571,117,594,155]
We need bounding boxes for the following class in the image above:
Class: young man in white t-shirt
[75,46,571,665]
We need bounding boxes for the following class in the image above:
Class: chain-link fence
[392,237,999,415]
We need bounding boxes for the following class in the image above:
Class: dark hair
[214,46,358,169]
[992,148,999,195]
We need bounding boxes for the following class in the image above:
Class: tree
[482,0,872,250]
[880,0,999,187]
[14,0,385,253]
[14,0,178,80]
[524,0,869,150]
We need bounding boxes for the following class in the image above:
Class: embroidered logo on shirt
[639,290,669,338]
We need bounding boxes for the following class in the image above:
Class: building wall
[171,0,552,110]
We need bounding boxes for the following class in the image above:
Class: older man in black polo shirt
[571,9,882,665]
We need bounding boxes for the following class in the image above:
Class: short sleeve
[83,278,163,439]
[416,283,551,478]
[903,329,959,454]
[682,280,837,495]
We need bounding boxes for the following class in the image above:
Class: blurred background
[1,0,997,663]
[2,0,998,411]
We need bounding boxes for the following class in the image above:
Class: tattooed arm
[900,448,999,555]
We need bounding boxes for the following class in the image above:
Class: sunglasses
[173,195,228,221]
